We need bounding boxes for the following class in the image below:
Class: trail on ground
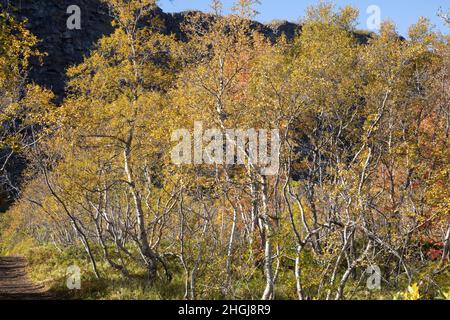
[0,256,53,300]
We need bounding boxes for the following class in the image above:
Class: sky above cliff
[159,0,449,37]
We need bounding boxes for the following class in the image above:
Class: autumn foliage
[0,1,449,300]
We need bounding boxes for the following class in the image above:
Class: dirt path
[0,256,53,300]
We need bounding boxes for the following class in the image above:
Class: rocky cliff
[1,0,299,100]
[1,0,114,99]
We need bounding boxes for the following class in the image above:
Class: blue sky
[159,0,449,37]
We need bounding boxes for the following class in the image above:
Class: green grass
[14,244,186,300]
[1,238,448,300]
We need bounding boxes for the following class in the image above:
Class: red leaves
[422,240,444,261]
[426,248,443,261]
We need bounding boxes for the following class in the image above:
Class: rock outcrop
[1,1,300,100]
[1,0,114,100]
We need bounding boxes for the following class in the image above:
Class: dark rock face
[265,20,299,40]
[1,1,301,100]
[1,0,114,100]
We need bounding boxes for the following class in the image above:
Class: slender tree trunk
[442,221,450,264]
[224,205,238,296]
[260,175,274,300]
[295,246,305,300]
[335,241,371,300]
[124,138,158,282]
[43,166,101,278]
